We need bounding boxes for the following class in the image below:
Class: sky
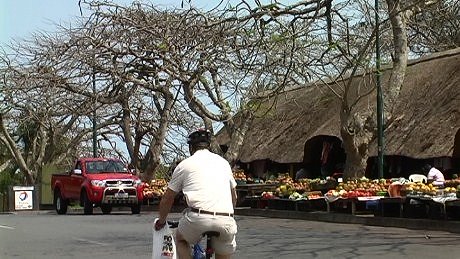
[0,0,226,159]
[0,0,296,160]
[0,0,298,46]
[0,0,234,46]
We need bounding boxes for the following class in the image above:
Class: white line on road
[73,238,108,246]
[0,225,15,230]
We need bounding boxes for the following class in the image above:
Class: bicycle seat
[203,231,220,238]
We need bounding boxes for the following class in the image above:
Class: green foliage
[328,42,338,50]
[223,101,231,113]
[158,42,169,51]
[270,33,287,43]
[262,3,279,11]
[0,169,22,195]
[154,163,170,179]
[199,75,208,85]
[16,119,40,150]
[246,98,276,118]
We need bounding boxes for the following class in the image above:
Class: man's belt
[190,208,234,217]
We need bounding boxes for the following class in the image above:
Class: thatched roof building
[224,48,460,164]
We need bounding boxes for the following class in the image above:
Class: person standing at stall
[425,164,445,187]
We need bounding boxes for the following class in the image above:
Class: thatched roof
[369,49,460,158]
[225,48,460,163]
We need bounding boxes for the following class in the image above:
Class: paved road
[1,210,460,258]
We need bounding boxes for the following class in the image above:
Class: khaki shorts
[178,209,237,255]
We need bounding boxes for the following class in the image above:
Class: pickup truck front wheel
[131,204,141,214]
[81,191,93,215]
[101,205,112,214]
[54,190,68,215]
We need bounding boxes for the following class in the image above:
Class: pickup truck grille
[105,179,134,187]
[102,187,138,204]
[105,188,137,195]
[101,179,138,204]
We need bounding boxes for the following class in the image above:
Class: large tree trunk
[341,130,372,179]
[385,0,409,116]
[140,90,174,182]
[223,110,253,167]
[340,105,375,180]
[0,114,35,185]
[340,0,418,179]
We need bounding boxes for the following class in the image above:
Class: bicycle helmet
[187,128,211,145]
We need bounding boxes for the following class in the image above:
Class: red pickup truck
[51,157,144,215]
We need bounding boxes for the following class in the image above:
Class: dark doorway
[303,135,346,179]
[453,129,460,171]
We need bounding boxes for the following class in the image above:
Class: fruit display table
[445,199,460,220]
[325,196,384,215]
[402,195,457,219]
[296,198,328,212]
[236,183,278,196]
[403,195,438,219]
[261,196,382,214]
[236,183,278,206]
[266,198,298,210]
[232,175,460,221]
[260,197,327,211]
[377,195,459,219]
[377,197,406,217]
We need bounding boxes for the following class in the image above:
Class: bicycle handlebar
[167,220,179,228]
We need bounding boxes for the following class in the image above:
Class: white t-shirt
[168,149,237,214]
[427,167,445,185]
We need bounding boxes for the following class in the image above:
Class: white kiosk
[11,186,36,211]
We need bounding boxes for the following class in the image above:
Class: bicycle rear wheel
[192,243,205,259]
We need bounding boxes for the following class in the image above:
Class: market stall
[236,183,278,207]
[142,179,168,205]
[388,180,458,219]
[323,178,389,215]
[246,175,460,220]
[142,172,460,222]
[325,196,383,215]
[236,172,335,210]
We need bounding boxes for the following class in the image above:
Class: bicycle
[168,220,220,259]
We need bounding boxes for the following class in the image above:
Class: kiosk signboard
[13,186,34,210]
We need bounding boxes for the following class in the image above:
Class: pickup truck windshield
[85,160,128,174]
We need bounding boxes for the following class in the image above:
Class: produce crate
[258,199,269,209]
[241,196,269,209]
[239,196,258,208]
[403,204,428,218]
[328,198,376,215]
[403,197,429,219]
[236,180,247,185]
[267,198,297,211]
[427,201,445,220]
[328,198,354,214]
[376,197,405,217]
[296,200,313,212]
[309,198,328,211]
[296,198,327,212]
[446,200,460,220]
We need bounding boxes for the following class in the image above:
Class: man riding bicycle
[154,129,238,259]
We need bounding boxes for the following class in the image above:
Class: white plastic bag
[152,218,177,259]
